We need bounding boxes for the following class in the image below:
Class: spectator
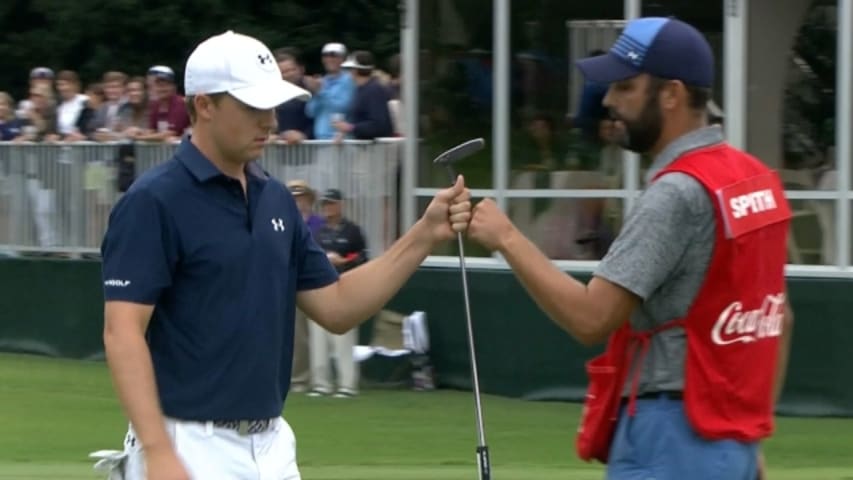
[145,65,163,103]
[274,47,313,144]
[334,50,393,140]
[386,54,401,100]
[571,50,608,140]
[91,71,128,134]
[17,67,54,119]
[115,76,150,139]
[141,65,188,142]
[568,66,622,175]
[305,42,355,140]
[0,92,27,141]
[288,179,325,236]
[80,82,111,242]
[386,53,403,136]
[309,188,367,398]
[286,179,325,393]
[16,83,56,141]
[53,70,88,141]
[523,113,565,170]
[76,82,105,140]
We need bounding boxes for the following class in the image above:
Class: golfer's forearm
[773,302,795,403]
[103,329,170,452]
[498,228,600,344]
[330,219,434,332]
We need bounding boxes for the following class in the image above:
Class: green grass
[1,353,853,479]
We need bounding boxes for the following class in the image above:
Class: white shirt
[56,94,88,135]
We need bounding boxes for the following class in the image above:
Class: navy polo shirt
[101,138,338,421]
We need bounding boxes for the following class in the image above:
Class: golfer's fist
[468,198,516,252]
[422,175,471,243]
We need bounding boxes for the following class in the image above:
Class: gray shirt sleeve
[595,172,714,301]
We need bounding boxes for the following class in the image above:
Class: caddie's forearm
[773,303,795,404]
[103,327,171,452]
[498,227,600,345]
[331,219,434,332]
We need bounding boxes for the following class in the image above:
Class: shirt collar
[644,125,725,185]
[177,137,270,183]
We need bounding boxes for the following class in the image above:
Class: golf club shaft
[456,233,487,445]
[446,165,491,479]
[456,233,491,480]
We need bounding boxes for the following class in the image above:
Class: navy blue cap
[576,17,714,88]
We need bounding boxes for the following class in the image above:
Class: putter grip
[477,446,491,480]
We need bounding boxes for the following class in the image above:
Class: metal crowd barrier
[0,139,403,258]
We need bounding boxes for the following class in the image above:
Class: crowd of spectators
[0,43,403,144]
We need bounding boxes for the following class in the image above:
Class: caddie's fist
[468,198,516,252]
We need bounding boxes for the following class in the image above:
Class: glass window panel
[418,0,494,189]
[507,197,623,260]
[783,3,837,181]
[510,3,627,191]
[780,3,839,265]
[788,199,835,265]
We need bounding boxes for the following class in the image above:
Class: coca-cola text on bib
[711,293,785,346]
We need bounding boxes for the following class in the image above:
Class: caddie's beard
[612,90,663,154]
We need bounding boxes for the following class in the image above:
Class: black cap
[321,188,343,202]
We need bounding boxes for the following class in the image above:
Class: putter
[433,138,491,480]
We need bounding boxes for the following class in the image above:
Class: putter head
[433,138,486,184]
[433,138,485,166]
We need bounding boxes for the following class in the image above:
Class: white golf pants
[308,321,359,394]
[122,416,300,480]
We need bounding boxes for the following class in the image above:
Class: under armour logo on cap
[258,53,273,65]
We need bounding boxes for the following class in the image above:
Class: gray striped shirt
[595,126,725,394]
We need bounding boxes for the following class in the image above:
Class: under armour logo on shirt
[258,53,273,65]
[271,218,285,231]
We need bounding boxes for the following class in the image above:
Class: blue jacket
[305,72,355,140]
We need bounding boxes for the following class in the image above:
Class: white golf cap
[342,51,375,70]
[321,42,347,56]
[147,65,175,82]
[184,30,310,110]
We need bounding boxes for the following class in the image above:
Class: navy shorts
[607,393,759,480]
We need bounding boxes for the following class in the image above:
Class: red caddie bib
[576,143,791,462]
